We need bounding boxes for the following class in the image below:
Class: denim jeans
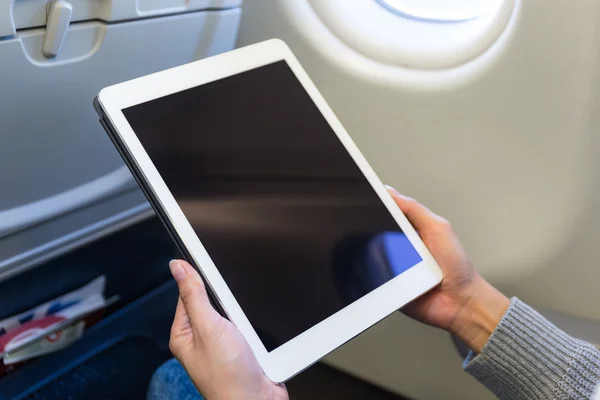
[147,358,204,400]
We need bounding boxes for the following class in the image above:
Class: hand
[386,187,510,353]
[168,259,289,400]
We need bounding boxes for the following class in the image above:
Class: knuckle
[168,338,180,357]
[209,319,229,344]
[404,196,417,205]
[169,323,179,341]
[437,217,452,230]
[403,197,418,211]
[179,281,199,304]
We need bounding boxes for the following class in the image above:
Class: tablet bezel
[97,39,442,383]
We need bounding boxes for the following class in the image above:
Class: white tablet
[94,39,442,383]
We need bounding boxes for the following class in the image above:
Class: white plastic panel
[0,7,241,274]
[0,9,240,235]
[0,189,153,282]
[0,166,132,237]
[0,0,242,37]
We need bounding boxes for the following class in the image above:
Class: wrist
[449,276,510,354]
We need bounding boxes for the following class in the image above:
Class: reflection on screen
[122,61,422,351]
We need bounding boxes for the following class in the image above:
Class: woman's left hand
[168,259,289,400]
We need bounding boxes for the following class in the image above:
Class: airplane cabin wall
[237,1,600,398]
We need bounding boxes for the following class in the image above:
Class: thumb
[170,297,194,358]
[169,259,220,334]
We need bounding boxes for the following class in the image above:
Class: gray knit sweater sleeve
[463,298,600,399]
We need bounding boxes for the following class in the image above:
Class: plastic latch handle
[43,0,73,58]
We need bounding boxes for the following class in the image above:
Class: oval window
[377,0,501,22]
[307,0,517,70]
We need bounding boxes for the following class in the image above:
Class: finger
[169,259,220,332]
[385,186,443,232]
[171,297,190,337]
[170,297,193,358]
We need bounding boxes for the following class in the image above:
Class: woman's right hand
[168,259,289,400]
[386,187,510,353]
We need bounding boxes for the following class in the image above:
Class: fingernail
[169,260,186,281]
[385,185,399,194]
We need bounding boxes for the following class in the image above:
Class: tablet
[94,39,442,383]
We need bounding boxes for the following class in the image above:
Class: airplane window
[377,0,500,22]
[303,0,517,72]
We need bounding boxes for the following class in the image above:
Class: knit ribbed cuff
[464,298,600,399]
